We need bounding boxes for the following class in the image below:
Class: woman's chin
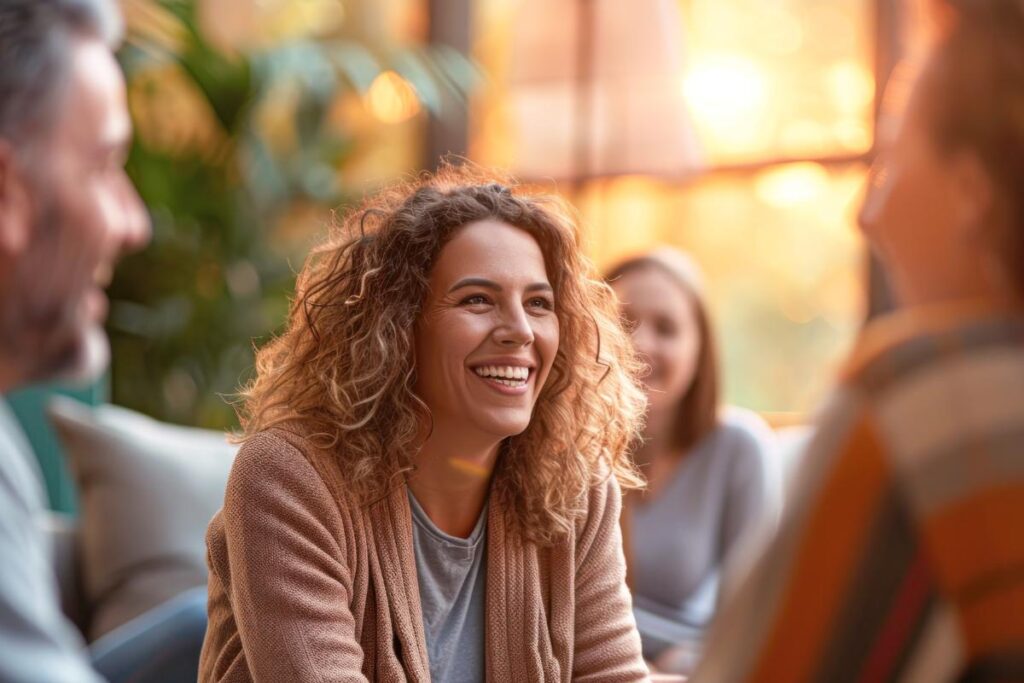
[469,412,533,442]
[644,390,673,412]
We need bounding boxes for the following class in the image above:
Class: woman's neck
[635,406,690,499]
[406,426,500,538]
[636,406,678,466]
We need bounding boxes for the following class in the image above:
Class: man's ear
[0,140,33,257]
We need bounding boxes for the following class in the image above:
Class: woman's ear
[950,149,1019,292]
[0,142,33,257]
[950,149,996,244]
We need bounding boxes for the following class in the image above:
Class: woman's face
[414,219,559,442]
[858,59,997,305]
[612,266,700,413]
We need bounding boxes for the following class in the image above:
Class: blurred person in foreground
[199,166,649,681]
[606,248,780,676]
[692,1,1024,680]
[0,1,203,681]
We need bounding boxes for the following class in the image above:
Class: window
[468,0,876,413]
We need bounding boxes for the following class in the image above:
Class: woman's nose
[494,305,534,347]
[631,322,656,356]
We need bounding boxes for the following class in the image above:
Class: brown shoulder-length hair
[920,0,1024,294]
[605,247,719,453]
[236,163,646,544]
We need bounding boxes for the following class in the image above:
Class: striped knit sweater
[694,301,1024,683]
[198,425,648,682]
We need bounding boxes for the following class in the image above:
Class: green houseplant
[108,0,478,428]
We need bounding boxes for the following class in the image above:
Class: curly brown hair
[236,164,646,544]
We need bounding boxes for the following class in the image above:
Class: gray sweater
[0,401,102,683]
[631,407,780,664]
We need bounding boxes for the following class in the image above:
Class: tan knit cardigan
[198,427,648,682]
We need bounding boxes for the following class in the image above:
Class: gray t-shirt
[408,489,487,683]
[631,407,780,663]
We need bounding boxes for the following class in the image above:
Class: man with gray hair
[0,0,149,386]
[0,0,172,680]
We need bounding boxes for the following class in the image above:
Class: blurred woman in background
[607,248,781,675]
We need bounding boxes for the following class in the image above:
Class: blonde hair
[236,164,646,544]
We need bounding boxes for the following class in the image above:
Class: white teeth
[491,378,525,387]
[473,365,531,382]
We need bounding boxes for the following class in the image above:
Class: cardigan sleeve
[202,432,368,682]
[572,476,649,682]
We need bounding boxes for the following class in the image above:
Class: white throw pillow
[48,396,235,640]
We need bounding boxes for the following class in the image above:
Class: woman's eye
[461,294,490,306]
[656,318,678,337]
[528,297,554,311]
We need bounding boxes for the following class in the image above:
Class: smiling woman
[198,164,650,681]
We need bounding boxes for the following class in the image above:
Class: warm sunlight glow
[827,62,875,115]
[683,56,769,130]
[759,8,804,55]
[265,0,345,41]
[754,162,831,207]
[833,119,872,151]
[366,71,422,124]
[196,0,344,51]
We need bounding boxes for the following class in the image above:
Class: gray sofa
[0,397,235,643]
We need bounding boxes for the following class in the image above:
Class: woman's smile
[469,360,535,396]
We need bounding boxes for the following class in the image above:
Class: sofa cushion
[48,397,235,640]
[42,511,88,631]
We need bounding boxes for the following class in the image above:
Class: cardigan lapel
[485,493,554,681]
[367,485,431,681]
[484,495,512,680]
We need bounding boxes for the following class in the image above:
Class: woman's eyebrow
[448,277,501,293]
[448,278,553,294]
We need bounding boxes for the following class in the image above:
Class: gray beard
[51,324,110,385]
[0,197,110,389]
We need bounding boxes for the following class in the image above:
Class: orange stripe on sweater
[749,415,890,683]
[919,485,1024,658]
[960,579,1024,657]
[920,485,1024,594]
